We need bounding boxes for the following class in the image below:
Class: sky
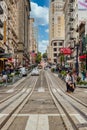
[30,0,87,54]
[30,0,50,54]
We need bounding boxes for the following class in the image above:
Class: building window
[54,59,57,63]
[58,16,61,22]
[54,42,57,46]
[54,48,57,51]
[54,53,57,57]
[59,42,63,46]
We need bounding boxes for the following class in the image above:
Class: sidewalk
[53,72,87,88]
[2,72,31,88]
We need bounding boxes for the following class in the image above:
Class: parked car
[38,64,42,69]
[19,67,27,76]
[31,69,39,76]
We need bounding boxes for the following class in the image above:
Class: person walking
[81,70,86,81]
[65,71,75,93]
[65,71,71,92]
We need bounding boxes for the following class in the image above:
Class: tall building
[0,0,31,72]
[29,18,38,64]
[48,0,65,63]
[16,0,31,66]
[64,0,87,70]
[0,0,8,72]
[64,0,78,48]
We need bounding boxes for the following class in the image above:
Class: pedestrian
[65,71,75,93]
[81,70,86,81]
[72,70,77,88]
[2,69,7,85]
[65,71,71,92]
[69,72,75,92]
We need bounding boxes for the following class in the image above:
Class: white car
[31,69,39,76]
[19,67,27,76]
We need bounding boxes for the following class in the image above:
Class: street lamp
[74,39,80,76]
[86,45,87,71]
[85,34,87,71]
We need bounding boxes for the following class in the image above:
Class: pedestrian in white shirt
[65,71,75,92]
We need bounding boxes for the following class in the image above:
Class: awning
[60,48,72,55]
[0,53,12,58]
[0,58,7,61]
[8,58,15,63]
[79,55,86,59]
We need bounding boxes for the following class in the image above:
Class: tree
[36,52,42,63]
[43,52,47,59]
[58,53,64,66]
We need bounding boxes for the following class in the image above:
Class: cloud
[38,40,49,53]
[30,2,49,26]
[45,29,49,33]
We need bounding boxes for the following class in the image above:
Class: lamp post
[84,34,87,71]
[74,39,79,76]
[86,45,87,71]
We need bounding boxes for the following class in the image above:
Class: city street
[0,70,87,130]
[0,1,87,129]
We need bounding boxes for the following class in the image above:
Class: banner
[60,48,72,55]
[78,0,87,9]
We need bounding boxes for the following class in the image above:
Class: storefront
[79,55,87,70]
[0,52,12,73]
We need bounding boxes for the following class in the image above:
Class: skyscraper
[48,0,65,63]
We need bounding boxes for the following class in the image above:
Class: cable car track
[46,71,87,130]
[0,77,38,130]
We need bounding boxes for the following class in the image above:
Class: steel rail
[50,71,87,108]
[0,75,33,104]
[45,72,75,130]
[46,71,87,130]
[0,77,39,130]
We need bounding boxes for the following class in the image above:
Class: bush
[77,81,87,85]
[51,68,55,72]
[60,70,67,76]
[76,76,81,82]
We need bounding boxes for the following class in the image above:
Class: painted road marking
[21,88,26,92]
[26,88,31,93]
[0,114,9,118]
[75,114,87,123]
[25,115,38,130]
[37,115,49,130]
[38,87,45,92]
[12,114,65,117]
[25,115,49,130]
[6,89,14,93]
[52,88,57,93]
[57,88,61,92]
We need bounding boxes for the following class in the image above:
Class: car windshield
[32,69,38,72]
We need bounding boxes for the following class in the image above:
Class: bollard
[5,77,7,87]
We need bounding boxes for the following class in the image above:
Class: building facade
[48,0,65,63]
[17,0,31,66]
[0,0,31,72]
[64,0,87,71]
[0,0,9,72]
[29,18,38,64]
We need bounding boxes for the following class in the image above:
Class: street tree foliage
[58,53,64,66]
[36,52,42,63]
[42,52,47,58]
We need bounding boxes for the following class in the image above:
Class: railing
[0,69,32,87]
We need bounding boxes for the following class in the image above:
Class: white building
[48,0,65,63]
[0,0,8,52]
